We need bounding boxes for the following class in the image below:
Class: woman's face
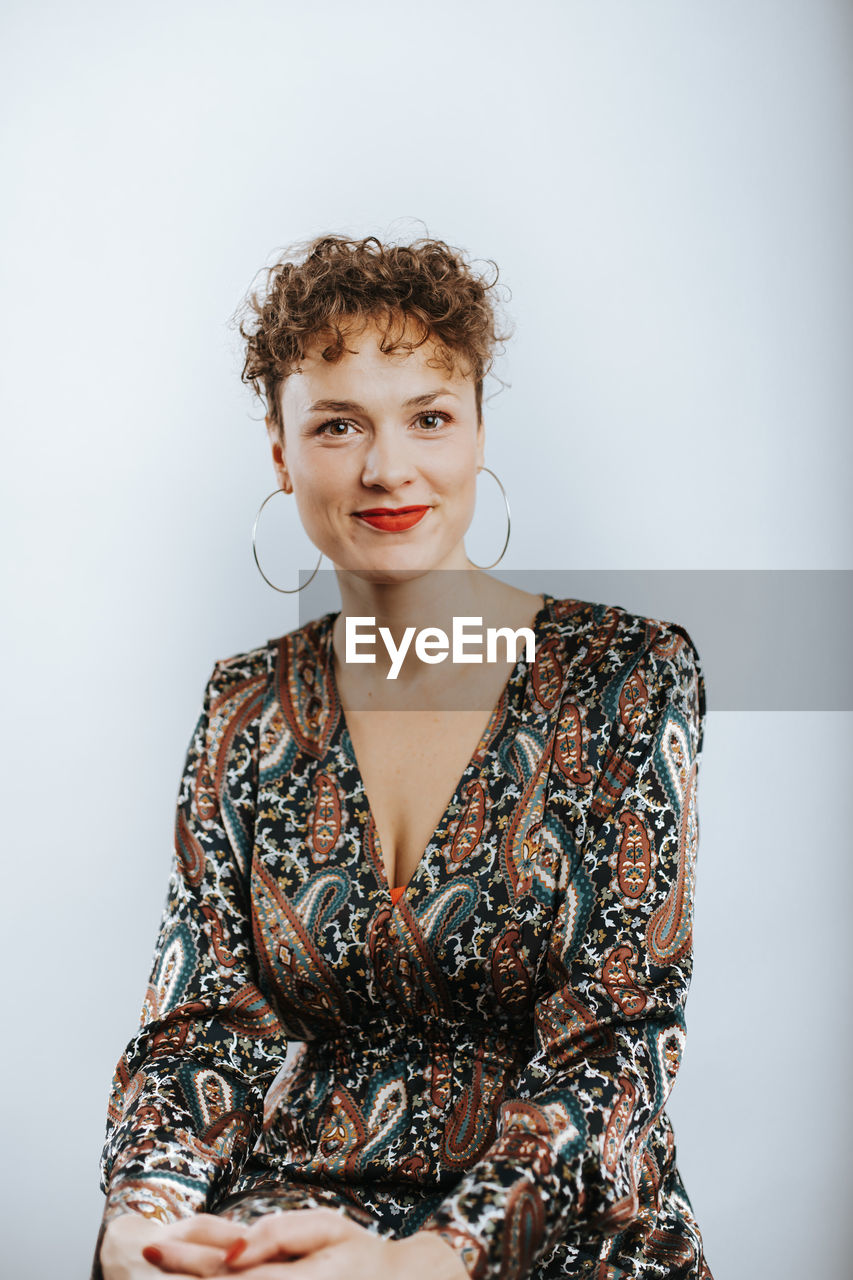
[269,315,485,581]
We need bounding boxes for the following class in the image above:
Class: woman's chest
[340,704,502,890]
[252,699,567,1038]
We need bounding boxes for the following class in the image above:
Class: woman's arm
[93,652,290,1273]
[415,622,707,1280]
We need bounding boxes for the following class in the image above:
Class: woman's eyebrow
[307,388,459,413]
[403,388,460,408]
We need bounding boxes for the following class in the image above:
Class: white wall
[1,2,850,1275]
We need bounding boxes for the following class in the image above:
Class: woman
[94,234,713,1279]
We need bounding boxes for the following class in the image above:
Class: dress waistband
[304,1012,532,1059]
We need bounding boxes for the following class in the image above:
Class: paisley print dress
[94,594,713,1279]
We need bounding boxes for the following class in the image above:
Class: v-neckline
[322,593,554,907]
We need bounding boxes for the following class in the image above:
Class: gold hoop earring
[467,466,511,570]
[251,487,323,594]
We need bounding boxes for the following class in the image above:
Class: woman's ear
[266,414,292,493]
[475,416,486,470]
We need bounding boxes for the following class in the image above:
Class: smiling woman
[257,285,492,579]
[93,233,714,1280]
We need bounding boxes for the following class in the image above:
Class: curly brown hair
[235,233,512,437]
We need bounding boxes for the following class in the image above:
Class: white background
[1,2,851,1276]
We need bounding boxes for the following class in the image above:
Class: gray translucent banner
[296,569,853,712]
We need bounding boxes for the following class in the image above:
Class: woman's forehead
[285,321,474,403]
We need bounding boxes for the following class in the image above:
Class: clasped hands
[100,1207,469,1279]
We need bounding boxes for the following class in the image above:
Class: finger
[226,1208,358,1270]
[162,1215,249,1248]
[221,1265,331,1280]
[142,1240,234,1276]
[233,1241,387,1280]
[136,1246,217,1280]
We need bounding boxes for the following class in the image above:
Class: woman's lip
[356,506,431,515]
[354,506,431,531]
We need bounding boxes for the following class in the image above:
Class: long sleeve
[418,622,706,1280]
[96,654,289,1230]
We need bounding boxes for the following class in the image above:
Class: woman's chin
[325,532,473,582]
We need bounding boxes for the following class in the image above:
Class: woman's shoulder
[547,593,699,659]
[202,637,279,730]
[211,639,276,685]
[544,593,704,724]
[209,611,334,704]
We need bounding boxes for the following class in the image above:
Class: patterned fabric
[95,594,713,1279]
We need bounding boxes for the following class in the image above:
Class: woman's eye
[317,419,355,437]
[316,413,448,436]
[417,412,448,431]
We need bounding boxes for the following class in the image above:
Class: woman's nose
[360,429,415,490]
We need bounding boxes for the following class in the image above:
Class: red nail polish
[224,1238,248,1265]
[142,1245,164,1264]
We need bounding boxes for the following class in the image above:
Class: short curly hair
[235,233,512,436]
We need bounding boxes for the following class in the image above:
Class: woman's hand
[99,1212,249,1278]
[148,1207,468,1279]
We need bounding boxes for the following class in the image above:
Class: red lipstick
[355,505,431,532]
